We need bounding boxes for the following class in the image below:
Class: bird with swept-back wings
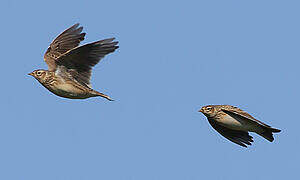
[28,23,119,101]
[199,105,281,147]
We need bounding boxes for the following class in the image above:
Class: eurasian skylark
[199,105,281,147]
[28,23,118,101]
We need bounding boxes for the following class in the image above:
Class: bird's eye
[206,106,212,111]
[36,71,42,76]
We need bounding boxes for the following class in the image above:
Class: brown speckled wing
[208,118,254,147]
[221,108,271,128]
[44,23,85,71]
[55,38,119,87]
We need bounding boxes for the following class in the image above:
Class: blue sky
[0,0,298,179]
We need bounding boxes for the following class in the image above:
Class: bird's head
[199,105,217,118]
[28,69,48,82]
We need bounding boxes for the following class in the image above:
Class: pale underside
[215,112,262,133]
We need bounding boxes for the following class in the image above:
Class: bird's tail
[92,90,114,101]
[258,127,281,142]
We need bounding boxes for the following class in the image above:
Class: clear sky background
[0,0,298,179]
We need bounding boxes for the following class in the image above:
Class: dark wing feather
[221,109,271,128]
[44,23,85,71]
[56,38,119,87]
[208,118,254,147]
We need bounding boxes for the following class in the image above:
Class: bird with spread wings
[29,23,119,101]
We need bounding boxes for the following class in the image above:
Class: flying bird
[28,23,119,101]
[199,105,281,147]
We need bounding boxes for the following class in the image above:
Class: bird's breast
[54,83,82,93]
[45,81,90,99]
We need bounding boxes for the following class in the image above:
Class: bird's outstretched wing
[221,107,271,128]
[208,118,254,147]
[44,23,85,71]
[55,38,119,88]
[221,107,281,142]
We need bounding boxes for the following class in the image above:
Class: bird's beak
[28,72,34,76]
[198,109,203,113]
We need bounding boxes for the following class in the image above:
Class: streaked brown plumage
[199,105,281,147]
[28,23,118,101]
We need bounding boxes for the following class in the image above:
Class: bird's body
[30,69,107,99]
[199,105,281,147]
[212,106,262,132]
[29,23,118,101]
